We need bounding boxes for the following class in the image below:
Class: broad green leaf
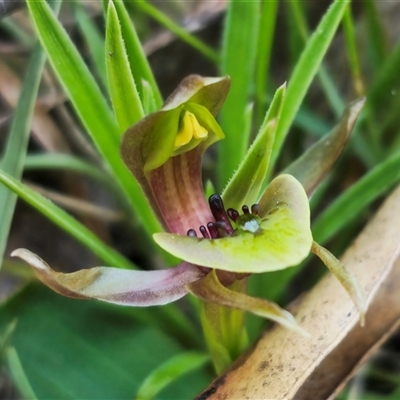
[154,175,312,273]
[218,0,261,188]
[26,0,162,239]
[135,351,209,400]
[0,169,136,270]
[270,0,348,170]
[222,83,286,210]
[283,98,365,196]
[106,0,144,132]
[0,284,211,399]
[112,0,162,108]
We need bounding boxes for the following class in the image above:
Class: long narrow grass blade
[362,0,388,73]
[283,98,365,196]
[135,352,209,400]
[0,169,137,270]
[270,0,348,170]
[112,0,162,109]
[6,347,38,400]
[312,151,400,244]
[133,0,219,64]
[106,0,144,132]
[24,154,112,187]
[0,44,48,266]
[222,84,286,210]
[255,0,278,125]
[26,0,162,238]
[218,0,261,188]
[75,2,108,88]
[342,6,364,97]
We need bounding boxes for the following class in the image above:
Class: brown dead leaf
[198,184,400,400]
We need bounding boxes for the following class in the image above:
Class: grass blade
[106,0,144,132]
[0,45,47,266]
[133,0,219,64]
[218,0,261,188]
[75,2,108,89]
[270,0,348,170]
[135,351,209,400]
[26,0,163,238]
[112,0,162,109]
[0,169,137,270]
[254,0,278,125]
[313,151,400,244]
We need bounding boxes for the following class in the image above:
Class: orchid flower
[12,75,366,372]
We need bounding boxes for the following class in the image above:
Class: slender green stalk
[270,0,348,171]
[342,5,364,96]
[106,1,144,132]
[287,0,344,117]
[75,3,108,89]
[133,0,219,64]
[254,0,278,128]
[218,0,260,188]
[112,0,163,109]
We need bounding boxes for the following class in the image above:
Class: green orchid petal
[187,270,307,335]
[222,83,286,210]
[311,241,367,325]
[283,98,365,196]
[153,175,313,273]
[120,75,230,233]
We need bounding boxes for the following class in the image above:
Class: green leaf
[112,0,162,109]
[135,351,209,400]
[218,0,261,188]
[0,169,136,270]
[254,0,278,125]
[75,3,108,89]
[0,45,46,267]
[26,0,162,239]
[0,284,211,399]
[133,0,219,64]
[222,83,286,210]
[106,0,144,132]
[24,153,113,188]
[342,5,364,96]
[270,0,348,170]
[312,150,400,244]
[6,347,38,400]
[283,98,365,196]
